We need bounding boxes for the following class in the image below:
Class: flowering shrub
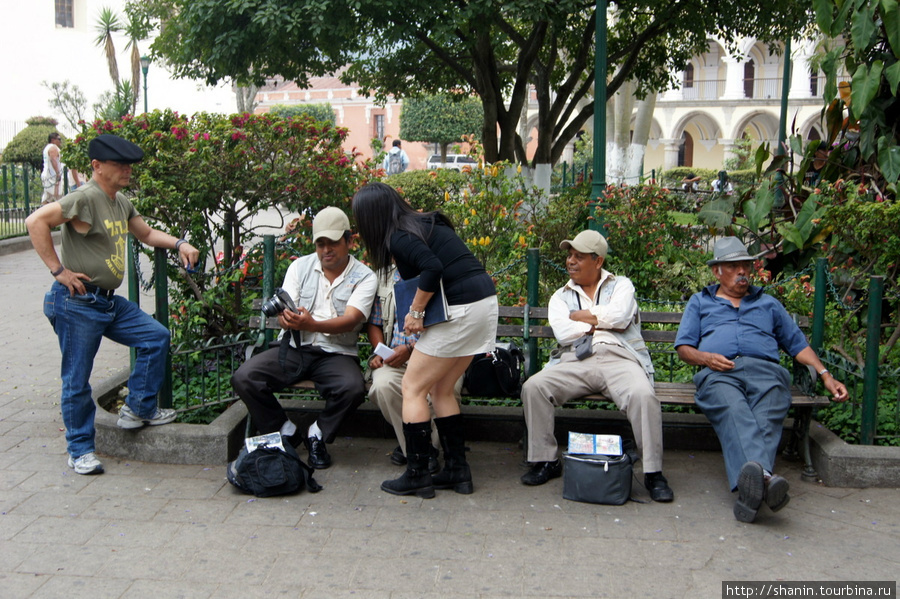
[600,184,708,300]
[67,109,377,339]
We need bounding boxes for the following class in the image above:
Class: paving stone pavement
[1,241,898,598]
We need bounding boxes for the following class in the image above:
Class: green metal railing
[128,233,896,441]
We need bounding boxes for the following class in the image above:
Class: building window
[809,70,819,96]
[374,114,385,143]
[56,0,74,28]
[743,60,756,98]
[683,63,694,88]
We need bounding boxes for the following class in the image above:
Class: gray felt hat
[707,237,756,265]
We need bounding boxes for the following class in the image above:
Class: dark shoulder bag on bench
[227,438,322,497]
[464,342,524,398]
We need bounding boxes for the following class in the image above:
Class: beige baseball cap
[312,207,350,241]
[560,230,608,257]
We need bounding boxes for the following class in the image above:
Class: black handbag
[463,343,524,397]
[562,442,639,505]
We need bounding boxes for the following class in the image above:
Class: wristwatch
[818,368,830,377]
[409,307,426,319]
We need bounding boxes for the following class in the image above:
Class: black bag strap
[278,331,307,380]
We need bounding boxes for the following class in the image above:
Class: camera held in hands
[261,288,298,317]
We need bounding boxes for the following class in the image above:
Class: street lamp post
[589,0,608,235]
[140,55,151,114]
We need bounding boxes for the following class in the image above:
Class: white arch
[731,110,781,144]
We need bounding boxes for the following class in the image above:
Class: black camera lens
[260,288,297,317]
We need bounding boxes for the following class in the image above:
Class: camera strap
[278,330,306,378]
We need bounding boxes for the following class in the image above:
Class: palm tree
[94,7,122,86]
[124,13,144,113]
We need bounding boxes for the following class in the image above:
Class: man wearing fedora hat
[26,134,201,475]
[519,230,673,502]
[231,207,377,469]
[675,236,848,522]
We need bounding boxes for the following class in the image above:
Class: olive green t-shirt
[58,179,139,290]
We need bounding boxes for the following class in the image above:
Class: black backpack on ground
[227,437,322,497]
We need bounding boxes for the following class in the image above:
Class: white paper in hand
[374,342,396,360]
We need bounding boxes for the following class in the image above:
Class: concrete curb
[94,369,249,465]
[0,232,58,256]
[810,420,900,487]
[89,369,900,487]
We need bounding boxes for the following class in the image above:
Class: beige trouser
[367,363,463,455]
[521,343,664,473]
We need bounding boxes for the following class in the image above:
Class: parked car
[426,154,478,171]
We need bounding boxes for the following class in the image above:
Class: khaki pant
[521,343,664,472]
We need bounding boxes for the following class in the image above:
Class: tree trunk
[626,93,657,182]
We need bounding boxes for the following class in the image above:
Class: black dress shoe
[305,436,331,469]
[520,459,562,486]
[644,471,674,502]
[390,445,407,466]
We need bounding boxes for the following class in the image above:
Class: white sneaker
[117,404,177,429]
[67,452,104,475]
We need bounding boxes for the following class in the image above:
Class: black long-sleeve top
[390,218,496,306]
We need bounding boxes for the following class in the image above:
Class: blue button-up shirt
[675,284,809,361]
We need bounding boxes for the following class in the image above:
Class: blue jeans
[43,282,170,458]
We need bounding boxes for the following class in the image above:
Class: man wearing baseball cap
[675,237,848,522]
[25,134,201,475]
[231,207,377,469]
[519,230,673,502]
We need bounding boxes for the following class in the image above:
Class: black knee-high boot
[381,421,435,499]
[432,414,473,494]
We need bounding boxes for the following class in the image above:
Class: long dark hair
[352,182,453,272]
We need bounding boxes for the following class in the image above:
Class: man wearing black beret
[25,134,201,475]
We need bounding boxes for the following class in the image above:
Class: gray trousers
[693,356,792,490]
[367,363,463,455]
[521,343,663,472]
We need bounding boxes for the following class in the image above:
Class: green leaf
[753,142,770,175]
[851,3,877,50]
[697,198,736,230]
[885,60,900,96]
[877,136,900,183]
[794,194,826,242]
[850,61,883,119]
[742,182,774,233]
[814,0,834,34]
[882,0,900,58]
[777,221,805,251]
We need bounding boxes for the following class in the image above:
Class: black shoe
[305,436,331,469]
[644,472,674,502]
[520,459,562,486]
[765,474,790,512]
[734,461,764,523]
[390,445,407,466]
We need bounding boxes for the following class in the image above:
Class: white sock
[280,420,297,438]
[307,421,322,440]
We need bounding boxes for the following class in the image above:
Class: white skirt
[414,295,498,358]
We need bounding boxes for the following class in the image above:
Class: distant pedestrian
[383,139,410,175]
[41,133,63,204]
[26,134,201,475]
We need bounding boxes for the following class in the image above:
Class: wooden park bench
[247,302,830,480]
